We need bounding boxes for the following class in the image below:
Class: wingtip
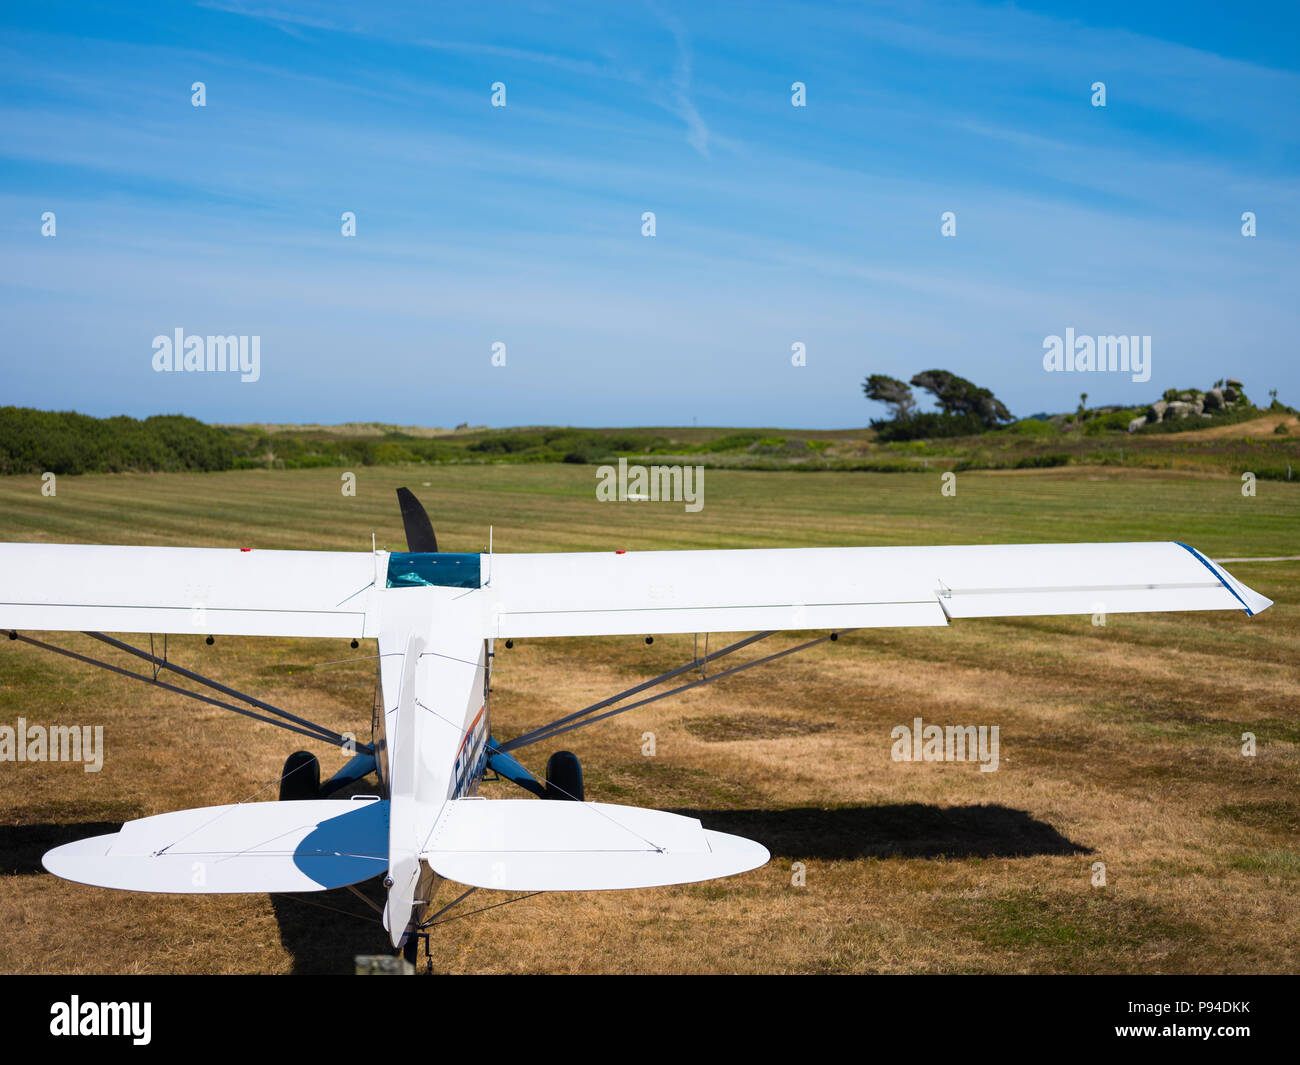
[1244,590,1274,616]
[1218,567,1274,617]
[1176,543,1273,618]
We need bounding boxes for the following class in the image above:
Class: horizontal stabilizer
[423,798,769,891]
[43,798,388,893]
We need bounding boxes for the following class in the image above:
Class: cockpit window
[386,552,481,589]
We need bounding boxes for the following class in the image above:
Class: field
[10,405,1300,479]
[0,463,1296,974]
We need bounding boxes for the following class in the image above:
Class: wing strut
[81,631,363,748]
[4,629,367,752]
[497,630,776,752]
[496,629,852,753]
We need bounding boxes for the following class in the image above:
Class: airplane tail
[41,796,769,895]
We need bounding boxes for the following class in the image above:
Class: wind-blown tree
[861,374,917,421]
[909,370,1013,428]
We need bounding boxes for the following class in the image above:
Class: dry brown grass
[1171,414,1300,440]
[0,464,1296,973]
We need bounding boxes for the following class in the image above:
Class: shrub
[870,411,987,442]
[0,408,235,475]
[1082,409,1140,435]
[1008,418,1053,436]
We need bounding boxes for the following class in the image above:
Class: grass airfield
[0,463,1296,974]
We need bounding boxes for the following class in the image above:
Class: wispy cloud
[1,0,1296,425]
[645,2,710,156]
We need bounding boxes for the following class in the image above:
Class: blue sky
[1,1,1297,428]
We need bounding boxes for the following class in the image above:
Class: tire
[544,750,584,801]
[279,751,320,801]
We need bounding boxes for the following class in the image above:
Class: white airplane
[0,488,1273,963]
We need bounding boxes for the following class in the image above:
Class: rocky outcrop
[1127,378,1249,434]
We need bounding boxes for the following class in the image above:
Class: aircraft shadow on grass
[0,819,389,974]
[270,881,391,975]
[7,802,1089,973]
[275,803,1091,973]
[676,803,1093,861]
[0,821,124,876]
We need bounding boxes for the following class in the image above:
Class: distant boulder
[1224,386,1240,402]
[1226,378,1244,389]
[1166,401,1195,419]
[1149,399,1168,422]
[1127,416,1148,433]
[1204,388,1224,411]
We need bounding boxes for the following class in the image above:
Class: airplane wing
[0,543,381,638]
[483,541,1272,638]
[0,540,1271,641]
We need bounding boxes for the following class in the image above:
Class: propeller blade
[396,487,438,553]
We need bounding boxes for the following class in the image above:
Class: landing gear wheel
[279,751,320,801]
[544,750,584,801]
